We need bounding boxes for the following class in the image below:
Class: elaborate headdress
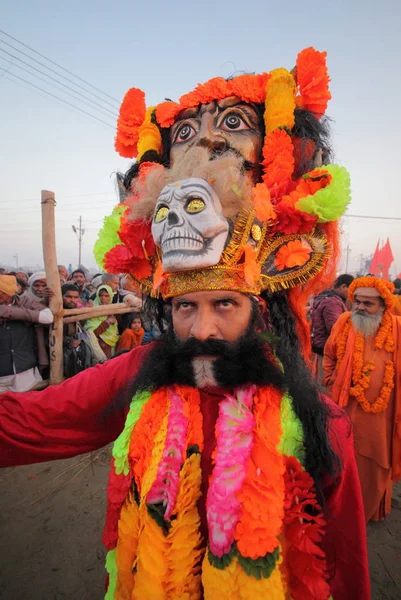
[95,47,350,301]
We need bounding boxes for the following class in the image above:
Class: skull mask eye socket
[155,205,169,223]
[185,198,205,214]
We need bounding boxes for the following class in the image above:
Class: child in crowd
[84,285,119,359]
[116,313,145,352]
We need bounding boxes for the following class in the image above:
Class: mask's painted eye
[220,112,249,131]
[174,124,196,144]
[155,206,169,223]
[186,198,205,214]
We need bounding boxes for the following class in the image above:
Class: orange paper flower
[243,245,261,287]
[274,240,312,272]
[115,88,146,158]
[252,183,276,221]
[295,47,331,117]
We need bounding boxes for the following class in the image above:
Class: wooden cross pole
[41,190,64,385]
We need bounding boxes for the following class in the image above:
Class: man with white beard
[323,276,401,522]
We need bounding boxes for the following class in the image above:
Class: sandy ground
[1,450,400,600]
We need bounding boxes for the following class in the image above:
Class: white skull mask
[151,178,229,272]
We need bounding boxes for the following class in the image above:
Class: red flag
[380,238,394,280]
[369,240,382,276]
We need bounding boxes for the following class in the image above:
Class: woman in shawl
[84,285,119,358]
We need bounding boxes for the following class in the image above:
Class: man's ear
[313,147,323,168]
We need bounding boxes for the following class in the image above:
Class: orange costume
[116,327,145,352]
[323,278,401,521]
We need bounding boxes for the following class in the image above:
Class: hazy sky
[1,0,400,277]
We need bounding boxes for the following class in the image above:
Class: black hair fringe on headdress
[261,289,344,500]
[293,109,333,178]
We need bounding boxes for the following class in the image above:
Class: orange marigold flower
[115,88,146,158]
[274,240,312,272]
[156,101,182,128]
[295,47,331,117]
[230,73,269,103]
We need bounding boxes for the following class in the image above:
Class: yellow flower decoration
[264,68,296,133]
[137,106,163,161]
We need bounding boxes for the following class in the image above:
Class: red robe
[0,345,370,599]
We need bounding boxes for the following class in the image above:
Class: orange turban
[0,275,18,297]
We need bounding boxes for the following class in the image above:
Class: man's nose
[189,309,219,341]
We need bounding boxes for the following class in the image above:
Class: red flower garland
[102,458,133,550]
[283,456,330,600]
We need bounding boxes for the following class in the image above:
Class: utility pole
[72,216,85,267]
[345,244,351,273]
[13,253,18,269]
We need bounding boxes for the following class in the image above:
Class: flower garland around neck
[336,310,395,413]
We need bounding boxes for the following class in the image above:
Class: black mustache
[167,336,244,360]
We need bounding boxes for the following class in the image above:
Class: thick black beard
[126,329,284,397]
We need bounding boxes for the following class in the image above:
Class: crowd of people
[0,265,152,391]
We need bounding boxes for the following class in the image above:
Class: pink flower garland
[207,385,256,557]
[146,387,188,520]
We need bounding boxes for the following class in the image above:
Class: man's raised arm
[0,346,150,467]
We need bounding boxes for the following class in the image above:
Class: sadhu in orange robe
[323,311,401,521]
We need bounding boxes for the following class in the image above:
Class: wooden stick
[41,190,64,385]
[62,303,138,317]
[63,306,135,324]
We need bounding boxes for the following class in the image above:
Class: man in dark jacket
[311,274,354,382]
[62,284,92,378]
[0,275,54,392]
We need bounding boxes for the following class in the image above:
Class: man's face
[107,276,120,293]
[353,294,383,316]
[63,290,80,309]
[72,272,86,287]
[0,291,13,305]
[171,290,253,344]
[58,266,68,280]
[16,271,28,284]
[170,97,263,180]
[336,283,349,300]
[32,280,47,298]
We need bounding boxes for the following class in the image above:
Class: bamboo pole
[62,304,138,317]
[63,306,135,324]
[41,190,64,385]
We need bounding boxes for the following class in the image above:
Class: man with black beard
[323,276,401,523]
[1,48,371,599]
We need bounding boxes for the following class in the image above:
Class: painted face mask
[151,178,229,272]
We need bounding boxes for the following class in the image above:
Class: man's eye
[177,302,193,310]
[220,113,249,132]
[174,124,196,144]
[216,300,234,308]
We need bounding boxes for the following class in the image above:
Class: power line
[0,49,117,118]
[345,214,401,221]
[0,33,120,108]
[1,69,114,129]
